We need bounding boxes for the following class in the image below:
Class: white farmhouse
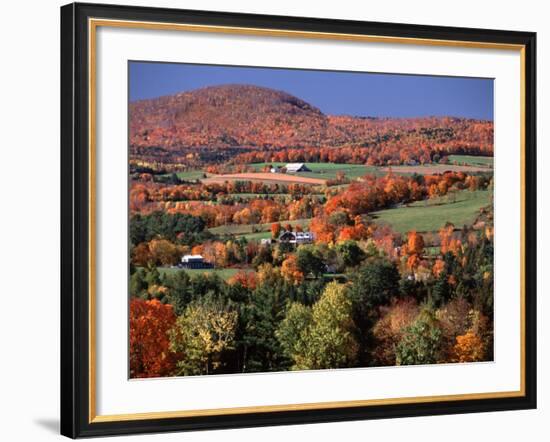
[278,230,314,245]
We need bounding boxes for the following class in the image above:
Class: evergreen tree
[296,245,325,278]
[336,240,366,268]
[349,257,400,364]
[395,309,443,365]
[164,271,192,315]
[240,276,291,372]
[129,268,148,299]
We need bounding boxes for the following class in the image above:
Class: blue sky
[129,61,493,120]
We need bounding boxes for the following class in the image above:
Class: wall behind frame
[0,0,545,441]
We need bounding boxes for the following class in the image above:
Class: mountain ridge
[129,84,494,164]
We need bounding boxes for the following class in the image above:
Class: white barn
[285,163,311,173]
[180,254,213,269]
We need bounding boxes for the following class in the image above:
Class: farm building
[260,238,277,245]
[180,254,213,269]
[279,231,314,245]
[285,163,311,173]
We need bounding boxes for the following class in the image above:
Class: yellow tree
[149,239,179,266]
[277,282,358,370]
[170,299,238,375]
[213,242,229,267]
[452,331,485,363]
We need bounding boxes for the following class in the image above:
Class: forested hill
[129,84,494,165]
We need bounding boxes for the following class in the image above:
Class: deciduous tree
[281,255,304,285]
[129,299,177,378]
[452,331,485,362]
[271,222,282,239]
[277,282,358,370]
[170,297,238,375]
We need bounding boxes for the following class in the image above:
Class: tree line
[130,225,494,378]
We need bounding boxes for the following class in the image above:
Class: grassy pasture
[380,164,492,175]
[248,162,380,180]
[371,189,492,234]
[159,159,492,186]
[209,218,312,237]
[239,231,273,240]
[155,267,240,280]
[447,155,494,167]
[159,170,206,181]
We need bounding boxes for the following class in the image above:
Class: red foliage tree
[271,222,282,239]
[129,299,178,378]
[228,270,258,289]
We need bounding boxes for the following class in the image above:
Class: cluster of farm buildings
[179,230,314,269]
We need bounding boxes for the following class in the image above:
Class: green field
[155,267,240,280]
[239,231,273,240]
[161,159,492,186]
[371,190,492,234]
[159,170,206,181]
[209,218,311,237]
[382,164,493,175]
[447,155,493,167]
[248,162,380,180]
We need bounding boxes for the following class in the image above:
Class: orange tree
[129,299,178,378]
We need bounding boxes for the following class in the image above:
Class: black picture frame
[61,2,537,438]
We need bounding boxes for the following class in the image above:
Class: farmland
[159,170,207,181]
[371,189,492,233]
[160,161,492,189]
[380,163,492,175]
[154,267,240,280]
[447,155,494,167]
[129,81,495,379]
[202,172,327,186]
[238,231,272,240]
[209,218,312,237]
[248,162,381,179]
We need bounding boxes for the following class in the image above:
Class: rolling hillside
[129,84,494,165]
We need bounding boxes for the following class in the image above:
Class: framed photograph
[60,2,536,438]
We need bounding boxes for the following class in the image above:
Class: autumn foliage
[129,299,178,378]
[228,270,258,289]
[127,83,495,377]
[452,331,485,362]
[129,85,493,176]
[281,254,304,285]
